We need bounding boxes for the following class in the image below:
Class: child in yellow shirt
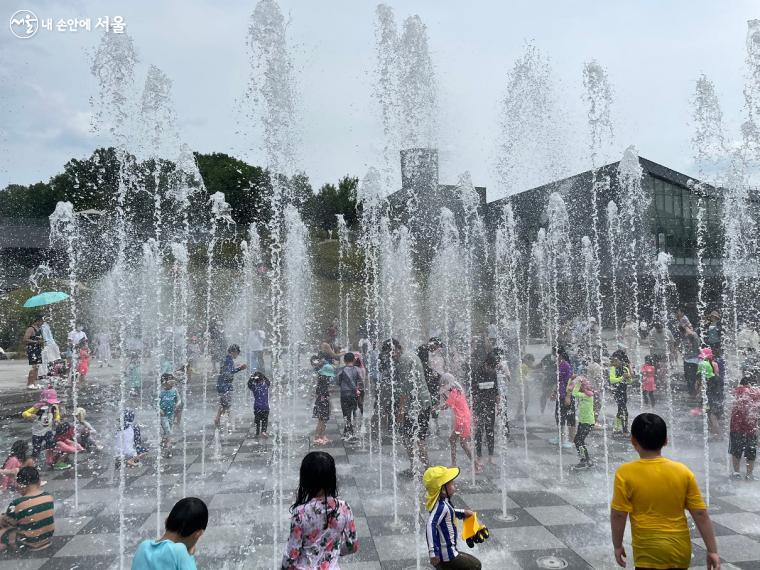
[610,413,720,569]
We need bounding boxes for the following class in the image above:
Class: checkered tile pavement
[1,374,759,570]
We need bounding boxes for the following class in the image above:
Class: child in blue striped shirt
[423,466,481,569]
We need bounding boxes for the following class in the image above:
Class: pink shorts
[55,440,84,454]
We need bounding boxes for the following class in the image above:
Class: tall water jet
[458,171,485,483]
[582,60,614,378]
[617,146,648,389]
[373,5,400,188]
[337,215,350,351]
[606,200,621,342]
[378,216,400,525]
[357,168,384,476]
[140,237,165,535]
[493,204,526,520]
[653,252,677,444]
[169,242,190,494]
[741,19,760,165]
[428,208,466,372]
[547,193,572,480]
[397,15,437,150]
[49,201,79,508]
[202,193,234,475]
[581,235,610,487]
[283,205,312,470]
[90,30,138,570]
[245,3,300,562]
[495,43,566,197]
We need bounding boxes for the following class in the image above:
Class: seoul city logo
[9,9,38,39]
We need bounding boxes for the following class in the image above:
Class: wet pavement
[0,358,759,569]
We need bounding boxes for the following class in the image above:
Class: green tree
[304,175,360,232]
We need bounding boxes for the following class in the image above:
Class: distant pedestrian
[383,338,432,476]
[282,451,358,569]
[337,353,361,440]
[246,325,266,372]
[159,374,181,456]
[76,338,90,384]
[440,377,480,473]
[214,345,247,429]
[95,331,112,367]
[22,388,65,470]
[132,497,208,569]
[568,376,595,469]
[73,408,102,452]
[247,371,270,439]
[23,315,44,390]
[641,356,657,408]
[609,352,632,437]
[472,353,499,466]
[729,374,760,481]
[313,363,335,445]
[611,413,719,569]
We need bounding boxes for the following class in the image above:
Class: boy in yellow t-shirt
[610,413,720,570]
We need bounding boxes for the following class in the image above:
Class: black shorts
[313,396,330,422]
[32,432,55,455]
[555,399,576,427]
[402,407,431,441]
[27,345,42,366]
[340,394,357,418]
[729,432,757,461]
[219,391,233,409]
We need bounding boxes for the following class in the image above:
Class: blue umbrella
[23,291,70,308]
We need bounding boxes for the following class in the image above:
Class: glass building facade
[649,174,724,266]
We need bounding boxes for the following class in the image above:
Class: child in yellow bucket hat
[423,466,482,569]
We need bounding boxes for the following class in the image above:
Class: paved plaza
[0,359,759,569]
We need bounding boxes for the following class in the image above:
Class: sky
[0,0,757,202]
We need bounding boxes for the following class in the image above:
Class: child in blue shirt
[423,466,480,569]
[159,374,181,456]
[247,371,270,439]
[132,497,207,570]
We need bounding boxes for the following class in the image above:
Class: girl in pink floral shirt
[282,451,358,569]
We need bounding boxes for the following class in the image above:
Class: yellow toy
[462,512,490,548]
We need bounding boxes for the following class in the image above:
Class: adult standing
[246,324,265,372]
[472,352,500,465]
[554,348,576,448]
[95,330,112,367]
[318,326,342,366]
[648,322,673,382]
[679,326,701,397]
[40,317,60,377]
[622,316,642,369]
[208,320,226,372]
[704,310,723,353]
[418,338,443,431]
[23,315,44,390]
[67,323,87,376]
[384,338,432,477]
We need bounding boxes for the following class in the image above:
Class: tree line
[0,148,361,233]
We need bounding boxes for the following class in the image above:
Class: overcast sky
[1,0,757,201]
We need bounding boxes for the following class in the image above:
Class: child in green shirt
[567,375,595,469]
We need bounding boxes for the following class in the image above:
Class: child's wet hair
[17,466,40,486]
[343,352,355,364]
[631,413,667,451]
[292,451,338,528]
[165,497,208,537]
